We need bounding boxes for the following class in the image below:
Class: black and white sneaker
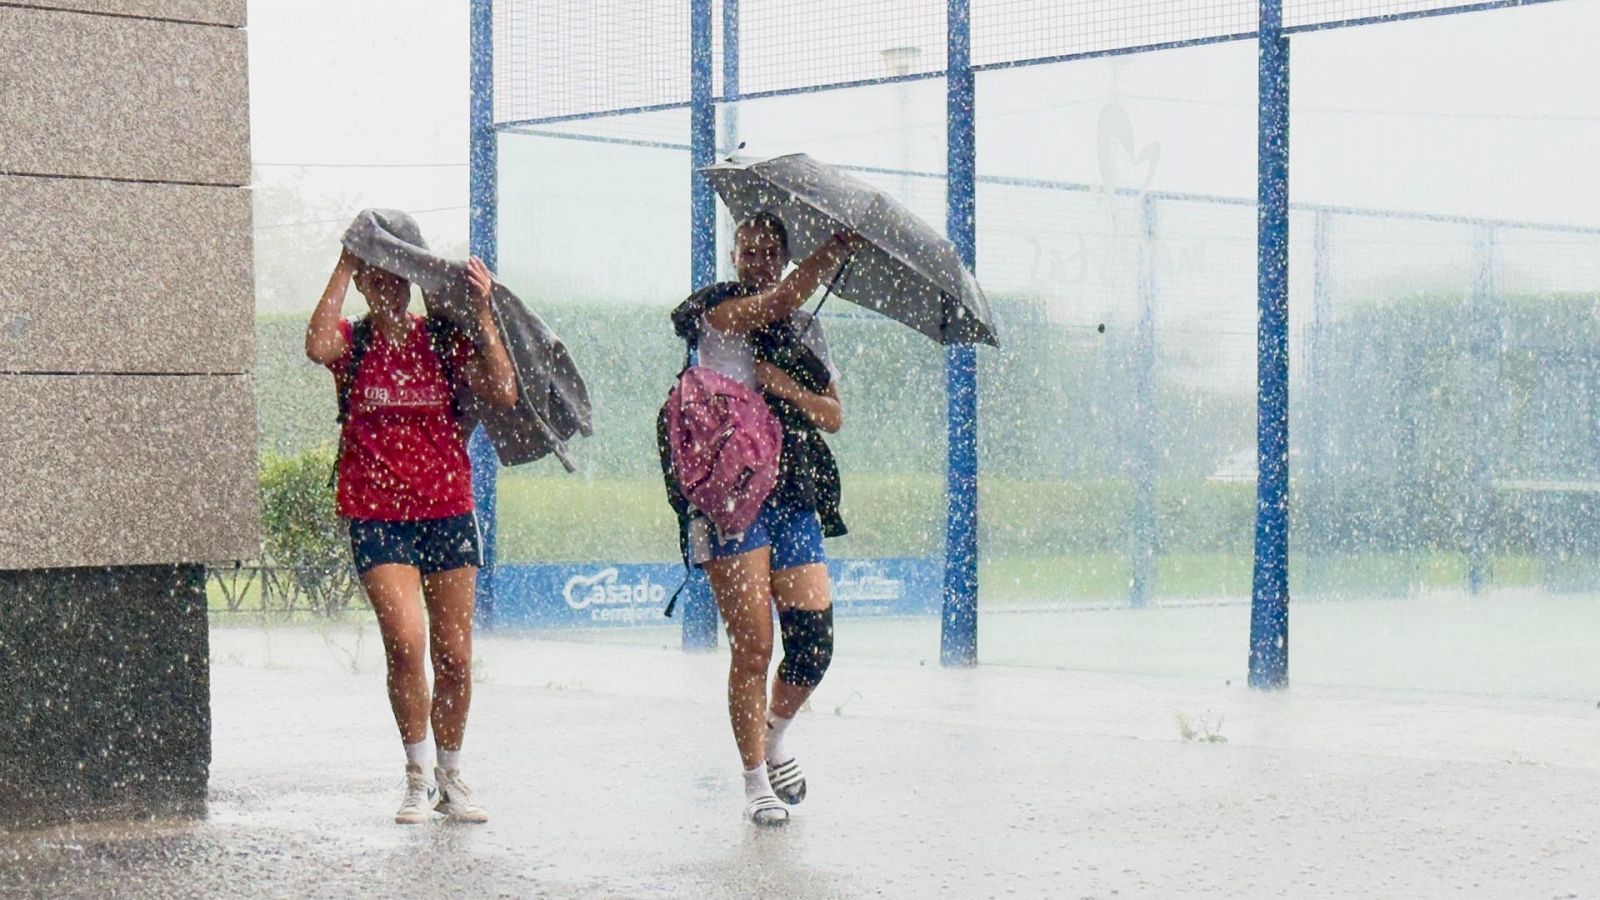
[767,758,806,805]
[434,766,489,823]
[746,794,790,827]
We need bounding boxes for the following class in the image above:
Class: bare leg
[705,547,776,770]
[362,564,430,746]
[421,566,477,753]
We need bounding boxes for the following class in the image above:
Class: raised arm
[460,256,518,410]
[305,249,360,366]
[705,232,864,334]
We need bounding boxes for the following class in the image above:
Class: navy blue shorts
[348,514,483,576]
[702,503,826,572]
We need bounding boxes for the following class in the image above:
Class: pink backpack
[663,366,783,535]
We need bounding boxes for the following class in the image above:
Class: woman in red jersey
[305,248,515,824]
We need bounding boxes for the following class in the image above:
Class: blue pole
[1304,209,1331,595]
[942,0,979,667]
[722,0,741,129]
[1466,225,1497,595]
[469,0,499,627]
[1130,195,1159,608]
[683,0,720,652]
[715,0,741,279]
[1249,0,1290,690]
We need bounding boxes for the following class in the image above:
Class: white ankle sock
[438,747,462,774]
[765,712,793,764]
[743,764,774,800]
[404,740,430,772]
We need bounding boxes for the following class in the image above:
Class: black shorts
[348,514,484,576]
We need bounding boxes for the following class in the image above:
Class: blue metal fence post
[469,0,500,627]
[715,0,741,281]
[1249,0,1291,689]
[1531,351,1557,589]
[942,0,979,667]
[683,0,720,652]
[1303,209,1332,595]
[1466,224,1498,595]
[721,0,740,152]
[1130,195,1160,608]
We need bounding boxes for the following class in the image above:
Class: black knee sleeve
[776,607,834,688]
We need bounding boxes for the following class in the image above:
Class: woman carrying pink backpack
[660,213,864,826]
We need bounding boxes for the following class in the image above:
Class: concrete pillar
[0,0,256,827]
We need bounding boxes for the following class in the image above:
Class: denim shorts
[348,513,483,575]
[699,503,826,572]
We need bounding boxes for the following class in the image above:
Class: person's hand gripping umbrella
[701,153,999,347]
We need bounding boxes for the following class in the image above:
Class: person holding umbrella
[671,154,998,826]
[305,216,517,825]
[665,212,864,826]
[700,154,998,348]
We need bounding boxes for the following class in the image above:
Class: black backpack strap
[663,518,703,618]
[336,317,375,425]
[664,559,690,618]
[424,314,466,422]
[329,317,376,489]
[660,405,694,619]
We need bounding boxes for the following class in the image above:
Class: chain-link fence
[207,563,365,618]
[390,0,1600,695]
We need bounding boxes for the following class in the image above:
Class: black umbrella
[701,153,999,347]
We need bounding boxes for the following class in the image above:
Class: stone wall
[0,566,211,824]
[0,2,255,826]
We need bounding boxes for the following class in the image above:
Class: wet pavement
[2,621,1597,898]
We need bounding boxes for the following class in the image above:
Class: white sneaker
[394,769,437,825]
[435,767,489,823]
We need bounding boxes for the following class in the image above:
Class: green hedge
[254,296,1247,481]
[491,472,1255,563]
[253,289,1600,570]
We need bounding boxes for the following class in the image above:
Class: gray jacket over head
[341,208,592,471]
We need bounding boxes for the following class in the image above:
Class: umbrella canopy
[701,153,999,347]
